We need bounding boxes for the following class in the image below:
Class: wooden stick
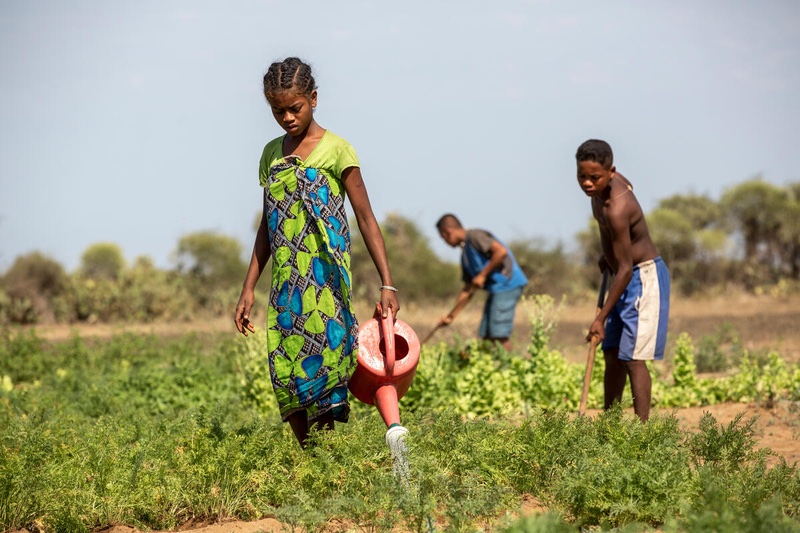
[579,270,610,415]
[420,323,443,345]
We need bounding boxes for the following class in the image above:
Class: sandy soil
[667,400,800,467]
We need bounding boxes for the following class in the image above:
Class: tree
[576,196,730,295]
[721,179,785,261]
[350,213,460,302]
[175,231,246,288]
[647,207,705,294]
[720,179,793,284]
[658,193,721,231]
[647,207,696,267]
[575,217,603,269]
[0,252,68,323]
[508,238,579,297]
[119,255,194,321]
[79,242,125,280]
[780,184,800,279]
[651,193,732,294]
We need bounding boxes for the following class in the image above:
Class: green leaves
[3,306,800,532]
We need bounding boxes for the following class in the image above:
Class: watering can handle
[374,303,396,376]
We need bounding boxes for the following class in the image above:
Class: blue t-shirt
[461,229,528,293]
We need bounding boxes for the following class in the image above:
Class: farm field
[59,402,798,533]
[362,293,800,468]
[7,293,800,532]
[29,293,800,467]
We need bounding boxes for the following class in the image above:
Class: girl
[234,57,400,447]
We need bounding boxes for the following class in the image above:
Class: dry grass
[23,293,800,365]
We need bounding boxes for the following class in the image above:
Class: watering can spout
[374,383,401,428]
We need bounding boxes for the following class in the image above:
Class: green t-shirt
[259,130,359,188]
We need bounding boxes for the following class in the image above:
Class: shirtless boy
[576,139,670,422]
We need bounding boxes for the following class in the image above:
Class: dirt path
[669,401,800,467]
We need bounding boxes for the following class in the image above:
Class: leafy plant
[2,310,800,532]
[694,323,741,373]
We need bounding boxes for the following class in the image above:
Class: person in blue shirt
[435,214,528,350]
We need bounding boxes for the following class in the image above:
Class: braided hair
[263,57,317,100]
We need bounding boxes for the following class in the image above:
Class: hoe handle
[420,324,442,345]
[579,270,610,414]
[421,286,476,345]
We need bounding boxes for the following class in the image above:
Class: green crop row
[235,296,800,419]
[2,297,799,532]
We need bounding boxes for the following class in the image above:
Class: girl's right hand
[234,289,256,336]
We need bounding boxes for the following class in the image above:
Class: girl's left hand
[379,290,400,318]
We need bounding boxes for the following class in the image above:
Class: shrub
[175,231,247,306]
[79,242,125,281]
[118,256,195,321]
[0,251,68,323]
[509,239,582,299]
[694,323,742,374]
[550,407,695,528]
[350,212,461,302]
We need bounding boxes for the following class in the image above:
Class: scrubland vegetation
[2,178,800,326]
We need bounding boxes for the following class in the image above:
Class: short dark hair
[576,139,614,168]
[435,213,462,230]
[263,57,317,100]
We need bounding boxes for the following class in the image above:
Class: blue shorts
[603,257,670,361]
[479,286,524,339]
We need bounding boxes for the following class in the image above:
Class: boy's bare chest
[591,199,611,226]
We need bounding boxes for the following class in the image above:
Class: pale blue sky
[1,1,798,272]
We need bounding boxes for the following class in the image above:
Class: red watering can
[349,304,420,429]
